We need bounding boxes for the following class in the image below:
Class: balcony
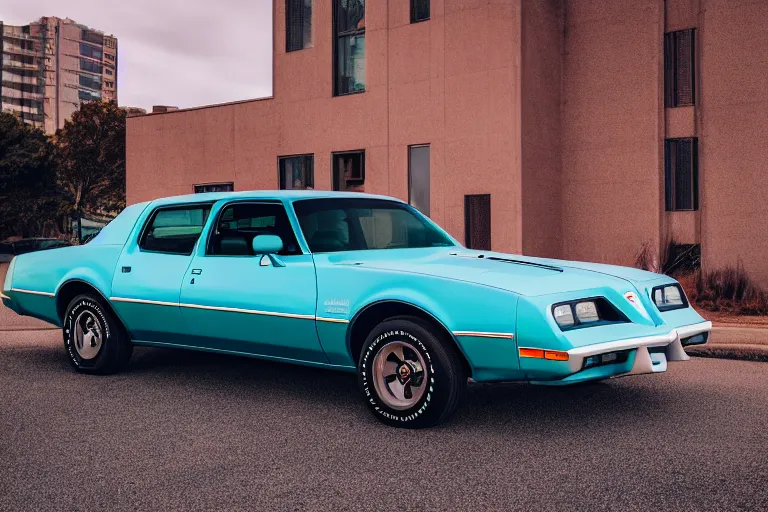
[1,60,39,71]
[0,86,44,100]
[1,71,42,85]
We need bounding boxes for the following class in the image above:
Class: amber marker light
[519,348,569,361]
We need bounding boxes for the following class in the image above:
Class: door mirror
[252,234,283,255]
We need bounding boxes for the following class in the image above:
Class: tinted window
[207,203,301,256]
[140,206,211,255]
[293,198,454,253]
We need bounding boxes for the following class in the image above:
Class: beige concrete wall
[128,0,524,253]
[560,0,664,266]
[699,0,768,287]
[521,0,562,258]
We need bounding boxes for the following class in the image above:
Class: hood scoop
[448,251,563,273]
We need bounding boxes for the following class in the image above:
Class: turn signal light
[519,348,569,361]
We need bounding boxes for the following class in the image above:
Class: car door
[110,203,212,343]
[178,200,327,363]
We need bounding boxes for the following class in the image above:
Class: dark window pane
[81,30,104,45]
[140,206,211,255]
[333,151,365,191]
[336,33,366,94]
[411,0,430,22]
[78,89,101,102]
[408,145,430,217]
[336,0,365,34]
[80,43,102,60]
[279,155,314,189]
[80,59,102,73]
[79,73,101,90]
[665,138,698,211]
[294,198,454,253]
[286,0,312,52]
[465,194,491,250]
[194,182,234,193]
[664,29,695,107]
[208,203,301,256]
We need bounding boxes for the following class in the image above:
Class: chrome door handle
[191,269,202,275]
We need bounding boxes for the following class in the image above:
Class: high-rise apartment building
[1,17,117,133]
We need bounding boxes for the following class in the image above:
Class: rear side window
[139,205,212,255]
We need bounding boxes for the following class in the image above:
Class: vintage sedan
[1,191,710,428]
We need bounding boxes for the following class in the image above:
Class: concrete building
[126,0,768,287]
[1,17,117,133]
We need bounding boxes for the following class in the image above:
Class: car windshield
[293,198,455,253]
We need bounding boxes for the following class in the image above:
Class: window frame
[464,194,492,250]
[194,182,234,194]
[410,0,430,23]
[408,143,430,217]
[332,149,365,191]
[286,0,313,52]
[664,29,696,108]
[664,137,699,212]
[278,154,315,190]
[137,203,214,256]
[204,200,304,257]
[332,0,366,97]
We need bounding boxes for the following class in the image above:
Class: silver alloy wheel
[73,310,103,360]
[372,341,427,410]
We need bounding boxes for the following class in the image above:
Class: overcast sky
[1,0,273,110]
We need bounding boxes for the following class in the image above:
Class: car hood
[325,247,662,297]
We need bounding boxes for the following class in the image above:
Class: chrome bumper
[565,321,712,375]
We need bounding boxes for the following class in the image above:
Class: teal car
[2,191,711,428]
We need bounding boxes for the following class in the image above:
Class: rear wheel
[63,294,132,374]
[358,317,467,428]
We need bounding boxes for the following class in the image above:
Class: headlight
[574,301,599,323]
[553,305,575,327]
[552,297,629,329]
[652,284,687,311]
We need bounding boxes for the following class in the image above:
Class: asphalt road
[1,330,766,512]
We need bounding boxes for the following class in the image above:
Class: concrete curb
[687,344,768,363]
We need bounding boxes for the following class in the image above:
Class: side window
[298,208,351,252]
[139,206,212,255]
[358,208,426,249]
[207,203,301,256]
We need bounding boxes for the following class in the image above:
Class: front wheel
[63,294,132,374]
[358,317,467,428]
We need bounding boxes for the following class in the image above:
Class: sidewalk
[687,326,768,362]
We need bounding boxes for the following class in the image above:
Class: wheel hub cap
[74,311,102,360]
[372,341,427,410]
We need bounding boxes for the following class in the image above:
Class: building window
[665,138,698,211]
[411,0,430,23]
[286,0,312,52]
[80,43,103,60]
[333,0,366,96]
[105,53,115,62]
[465,194,491,250]
[408,144,430,217]
[80,59,102,73]
[194,182,234,193]
[105,68,113,76]
[81,30,104,45]
[332,150,365,191]
[279,154,314,189]
[664,29,695,107]
[79,74,102,91]
[78,89,101,102]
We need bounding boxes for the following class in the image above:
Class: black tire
[358,316,467,428]
[62,294,132,374]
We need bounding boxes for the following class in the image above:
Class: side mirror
[252,235,285,268]
[252,234,283,255]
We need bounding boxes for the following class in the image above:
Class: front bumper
[531,320,711,385]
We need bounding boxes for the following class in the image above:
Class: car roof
[149,190,406,207]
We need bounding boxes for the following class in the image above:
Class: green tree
[56,101,126,241]
[0,112,61,239]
